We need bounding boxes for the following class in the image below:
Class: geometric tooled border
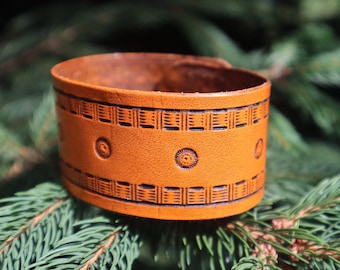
[55,89,269,132]
[60,160,265,206]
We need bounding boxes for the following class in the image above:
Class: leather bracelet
[51,52,271,220]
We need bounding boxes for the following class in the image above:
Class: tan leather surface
[51,52,271,220]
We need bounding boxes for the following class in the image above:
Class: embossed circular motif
[175,148,198,169]
[254,138,263,159]
[95,138,111,158]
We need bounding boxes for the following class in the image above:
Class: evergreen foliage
[0,183,140,269]
[0,0,339,269]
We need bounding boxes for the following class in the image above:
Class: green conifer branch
[0,183,72,269]
[0,183,68,244]
[177,13,244,65]
[29,89,57,154]
[0,123,26,163]
[0,183,141,269]
[232,255,281,270]
[267,105,307,154]
[0,94,42,128]
[281,78,340,138]
[223,174,340,268]
[134,174,339,269]
[1,1,340,269]
[0,122,44,181]
[306,48,340,88]
[29,217,140,270]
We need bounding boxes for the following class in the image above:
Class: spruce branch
[135,174,339,269]
[29,89,57,154]
[172,0,248,18]
[267,105,307,154]
[177,12,244,65]
[224,174,340,268]
[312,72,340,89]
[306,48,340,88]
[0,182,68,245]
[300,0,340,21]
[266,141,340,185]
[0,2,173,77]
[134,217,242,270]
[0,183,141,269]
[232,255,281,270]
[0,183,73,269]
[0,94,43,126]
[30,217,140,270]
[0,197,67,253]
[282,78,340,138]
[1,1,340,269]
[0,90,57,181]
[79,230,117,270]
[0,123,30,163]
[258,41,301,80]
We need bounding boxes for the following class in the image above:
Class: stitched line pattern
[55,89,269,131]
[61,160,265,206]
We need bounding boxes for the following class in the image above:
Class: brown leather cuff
[51,52,271,220]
